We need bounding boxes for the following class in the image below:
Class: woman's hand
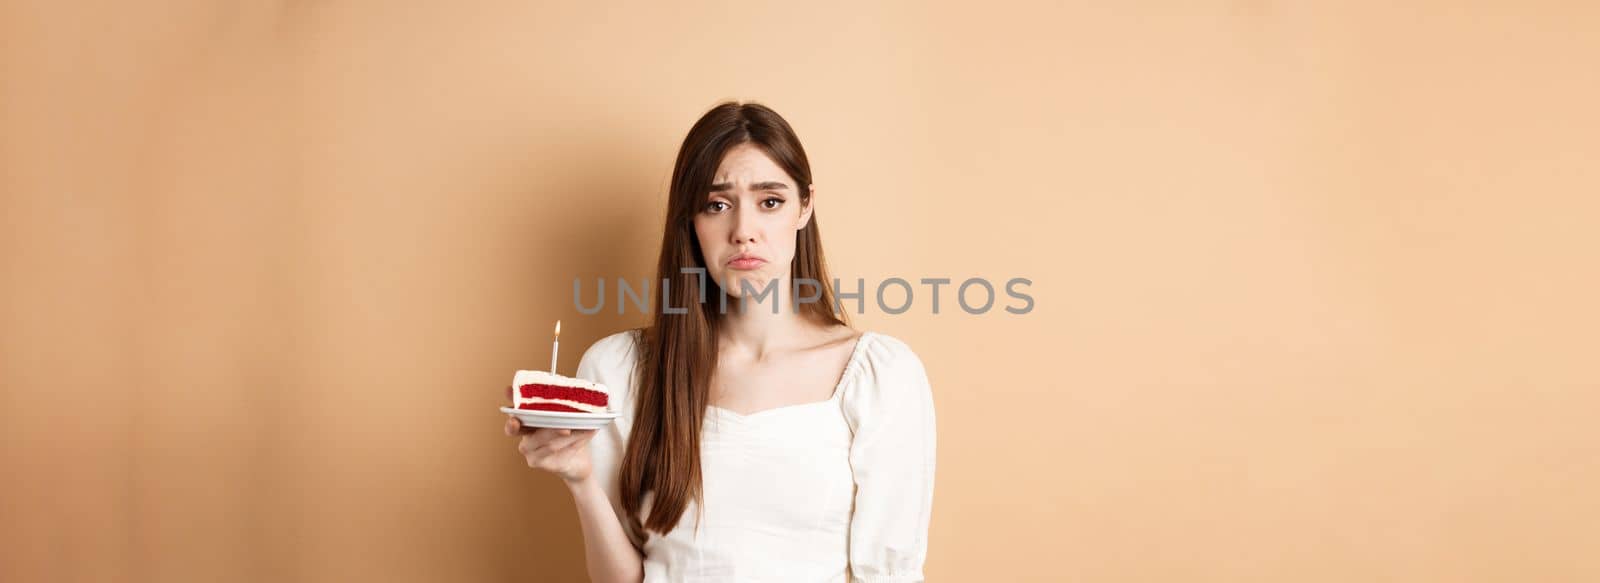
[504,386,599,484]
[504,415,599,484]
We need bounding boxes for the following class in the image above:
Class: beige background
[3,1,1598,581]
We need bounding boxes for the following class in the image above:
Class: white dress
[577,329,937,583]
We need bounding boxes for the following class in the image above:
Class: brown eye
[761,198,784,209]
[704,201,730,213]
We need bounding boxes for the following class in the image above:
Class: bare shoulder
[812,323,863,353]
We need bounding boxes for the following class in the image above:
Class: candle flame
[554,319,561,338]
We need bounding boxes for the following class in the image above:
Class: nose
[728,202,760,246]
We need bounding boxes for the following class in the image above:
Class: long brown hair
[618,101,849,537]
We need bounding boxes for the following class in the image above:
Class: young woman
[504,102,936,582]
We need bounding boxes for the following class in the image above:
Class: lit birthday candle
[550,320,561,374]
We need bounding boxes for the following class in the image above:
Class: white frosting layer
[511,370,612,413]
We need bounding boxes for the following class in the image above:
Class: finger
[543,434,581,452]
[522,428,552,447]
[520,433,551,456]
[504,417,517,436]
[530,432,582,456]
[510,416,535,435]
[522,427,554,444]
[565,429,600,449]
[528,436,562,457]
[543,430,593,452]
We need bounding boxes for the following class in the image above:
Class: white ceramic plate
[501,406,620,430]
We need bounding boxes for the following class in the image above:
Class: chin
[722,272,778,297]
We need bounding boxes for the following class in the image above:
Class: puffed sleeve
[841,334,938,583]
[575,329,648,550]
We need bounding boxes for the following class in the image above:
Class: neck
[717,275,808,360]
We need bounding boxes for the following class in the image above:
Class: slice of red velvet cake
[511,370,611,414]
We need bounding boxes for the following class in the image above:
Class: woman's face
[693,142,813,299]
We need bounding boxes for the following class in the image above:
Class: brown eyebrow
[709,181,790,193]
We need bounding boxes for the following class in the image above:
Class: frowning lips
[726,252,768,270]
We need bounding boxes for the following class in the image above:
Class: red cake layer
[519,383,609,407]
[517,402,589,413]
